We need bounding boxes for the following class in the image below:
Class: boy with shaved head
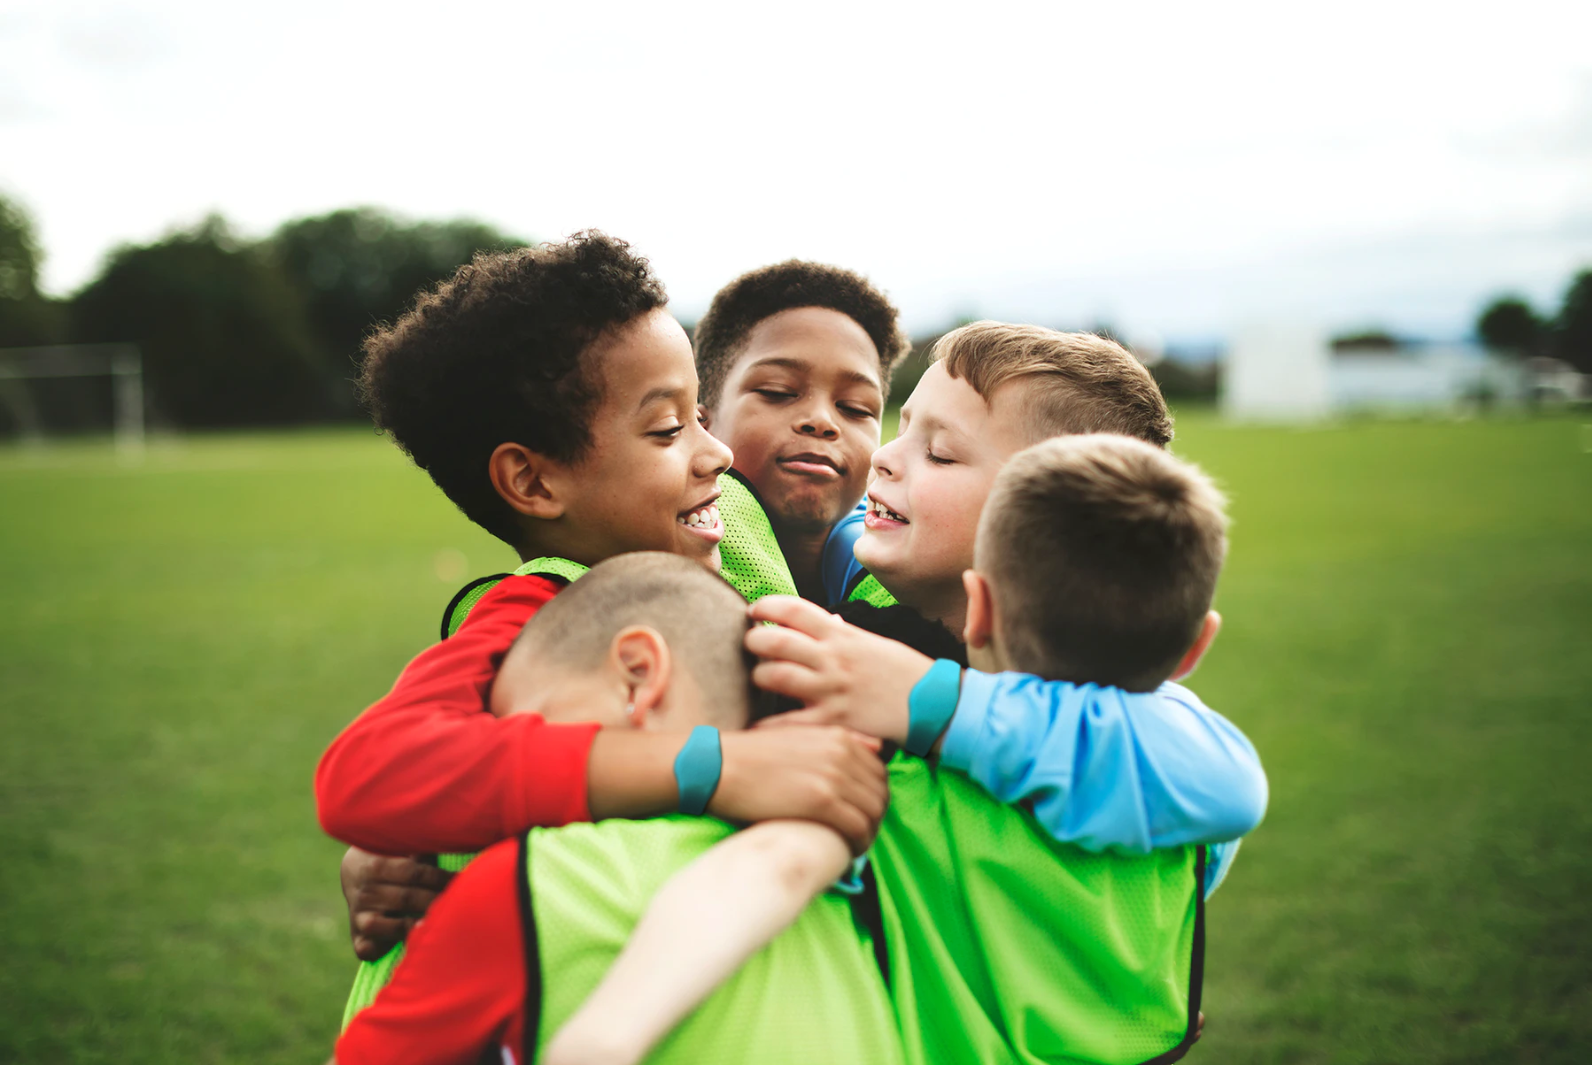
[332,553,903,1065]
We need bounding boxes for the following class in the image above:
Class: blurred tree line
[1475,276,1592,372]
[0,195,526,429]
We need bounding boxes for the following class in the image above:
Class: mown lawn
[0,413,1588,1063]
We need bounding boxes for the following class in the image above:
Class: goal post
[0,344,144,457]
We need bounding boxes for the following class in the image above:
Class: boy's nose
[795,405,839,440]
[695,424,733,477]
[871,438,899,479]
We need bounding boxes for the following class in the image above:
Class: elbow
[314,743,372,846]
[1217,763,1269,841]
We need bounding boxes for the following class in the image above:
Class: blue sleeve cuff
[1204,839,1240,899]
[937,667,1000,771]
[829,853,870,896]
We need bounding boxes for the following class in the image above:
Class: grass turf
[0,413,1588,1063]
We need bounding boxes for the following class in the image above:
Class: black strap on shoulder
[438,573,512,642]
[517,832,544,1064]
[841,565,873,603]
[1140,843,1207,1065]
[849,859,892,990]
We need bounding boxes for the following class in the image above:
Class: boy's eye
[754,388,796,401]
[839,403,879,419]
[650,424,685,439]
[926,448,954,465]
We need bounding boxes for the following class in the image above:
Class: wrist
[673,726,722,815]
[585,731,680,821]
[883,648,938,745]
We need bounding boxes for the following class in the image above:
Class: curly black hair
[358,231,667,546]
[692,261,910,409]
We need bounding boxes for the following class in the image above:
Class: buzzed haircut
[933,322,1173,448]
[502,553,762,727]
[359,231,667,546]
[976,435,1228,692]
[692,260,911,408]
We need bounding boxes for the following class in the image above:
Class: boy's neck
[903,579,969,642]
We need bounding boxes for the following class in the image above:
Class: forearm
[544,820,850,1065]
[939,672,1268,851]
[318,706,598,853]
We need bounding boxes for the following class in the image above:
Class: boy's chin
[765,485,855,533]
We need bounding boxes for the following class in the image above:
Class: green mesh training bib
[520,816,903,1064]
[846,574,1206,1065]
[714,470,799,601]
[344,478,798,1027]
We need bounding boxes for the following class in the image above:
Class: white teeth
[868,499,906,523]
[679,504,720,529]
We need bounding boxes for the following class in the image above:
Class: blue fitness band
[905,658,962,757]
[674,725,723,815]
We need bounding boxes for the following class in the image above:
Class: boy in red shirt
[333,255,913,957]
[317,234,888,960]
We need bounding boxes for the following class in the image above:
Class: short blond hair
[976,435,1227,691]
[933,322,1173,448]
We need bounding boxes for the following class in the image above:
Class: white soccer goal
[0,344,144,457]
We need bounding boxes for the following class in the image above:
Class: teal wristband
[905,659,962,757]
[673,725,723,815]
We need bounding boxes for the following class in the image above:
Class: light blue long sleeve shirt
[821,508,1265,897]
[939,671,1265,897]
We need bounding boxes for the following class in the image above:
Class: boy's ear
[962,569,996,649]
[609,626,673,727]
[488,442,568,520]
[1171,611,1222,682]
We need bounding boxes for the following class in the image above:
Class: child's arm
[317,577,888,857]
[543,820,852,1065]
[747,596,1268,852]
[936,674,1267,852]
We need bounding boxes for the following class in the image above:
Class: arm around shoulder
[938,671,1267,852]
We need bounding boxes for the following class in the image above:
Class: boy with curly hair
[318,232,891,1015]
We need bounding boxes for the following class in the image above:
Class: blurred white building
[1222,325,1539,420]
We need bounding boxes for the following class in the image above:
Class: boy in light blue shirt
[548,324,1262,1064]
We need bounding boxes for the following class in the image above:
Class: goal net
[0,344,144,456]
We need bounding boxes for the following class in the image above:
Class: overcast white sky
[3,0,1590,340]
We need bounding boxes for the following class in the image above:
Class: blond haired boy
[551,324,1264,1065]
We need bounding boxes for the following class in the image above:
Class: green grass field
[1,414,1589,1063]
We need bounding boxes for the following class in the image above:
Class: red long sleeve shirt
[334,837,527,1065]
[315,575,601,855]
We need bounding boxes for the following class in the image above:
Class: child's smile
[855,362,1031,629]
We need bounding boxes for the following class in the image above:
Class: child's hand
[746,595,937,746]
[340,847,452,960]
[711,727,887,856]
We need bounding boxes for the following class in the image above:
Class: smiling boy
[317,235,890,1018]
[694,261,910,603]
